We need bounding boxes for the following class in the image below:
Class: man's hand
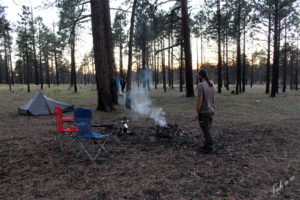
[194,114,198,121]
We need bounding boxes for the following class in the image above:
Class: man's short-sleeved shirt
[198,81,216,113]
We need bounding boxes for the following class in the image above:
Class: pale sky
[0,0,268,71]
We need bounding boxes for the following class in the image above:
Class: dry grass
[0,84,299,199]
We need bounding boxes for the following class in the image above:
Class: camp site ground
[0,85,299,199]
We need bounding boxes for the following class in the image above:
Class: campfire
[150,124,185,138]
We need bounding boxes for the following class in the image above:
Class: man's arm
[196,96,203,115]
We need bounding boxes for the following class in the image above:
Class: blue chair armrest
[93,122,118,128]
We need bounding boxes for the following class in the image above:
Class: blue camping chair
[74,108,111,161]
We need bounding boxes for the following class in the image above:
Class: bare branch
[110,7,132,13]
[155,42,183,55]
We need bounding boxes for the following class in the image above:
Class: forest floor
[0,84,299,200]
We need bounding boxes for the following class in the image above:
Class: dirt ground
[0,85,299,200]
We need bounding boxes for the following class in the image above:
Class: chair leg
[76,138,94,161]
[93,137,110,160]
[59,132,76,152]
[74,137,110,161]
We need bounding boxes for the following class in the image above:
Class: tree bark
[90,0,113,111]
[266,11,271,94]
[8,54,12,91]
[250,66,253,87]
[45,53,50,88]
[181,0,194,97]
[154,40,157,89]
[103,0,118,104]
[180,44,183,92]
[225,28,229,90]
[125,0,137,109]
[162,37,166,92]
[283,18,287,92]
[70,27,77,93]
[171,36,174,89]
[168,32,171,88]
[25,24,30,93]
[31,8,39,85]
[296,46,298,90]
[53,23,59,85]
[196,38,199,86]
[119,40,123,91]
[142,23,147,89]
[271,0,279,97]
[0,55,2,84]
[290,51,295,90]
[276,16,281,94]
[217,0,222,93]
[236,2,241,95]
[4,39,9,85]
[242,16,246,92]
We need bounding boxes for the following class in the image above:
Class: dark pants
[198,113,214,146]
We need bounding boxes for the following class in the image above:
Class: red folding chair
[55,106,78,152]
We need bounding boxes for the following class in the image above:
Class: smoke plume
[127,88,167,127]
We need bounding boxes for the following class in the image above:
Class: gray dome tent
[18,91,74,116]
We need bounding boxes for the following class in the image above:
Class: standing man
[194,69,216,153]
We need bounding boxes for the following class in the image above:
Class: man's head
[198,69,208,82]
[198,69,213,87]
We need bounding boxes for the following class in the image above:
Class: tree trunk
[70,27,77,93]
[290,56,293,90]
[236,2,241,95]
[181,0,194,97]
[8,48,14,85]
[0,55,2,84]
[40,52,43,90]
[142,24,147,89]
[276,17,281,94]
[4,39,9,85]
[45,53,50,88]
[53,23,59,85]
[283,19,287,92]
[125,0,137,109]
[201,32,203,73]
[84,65,87,85]
[25,24,30,93]
[168,32,171,88]
[154,40,157,89]
[196,38,199,86]
[242,17,246,92]
[38,22,43,90]
[266,11,271,94]
[119,41,123,91]
[180,44,183,92]
[217,0,222,93]
[171,36,174,89]
[156,49,159,87]
[31,8,39,85]
[162,38,166,92]
[90,0,114,111]
[296,46,298,90]
[103,0,118,104]
[222,35,226,87]
[8,54,12,91]
[271,0,279,97]
[225,29,229,90]
[250,66,253,87]
[137,53,140,89]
